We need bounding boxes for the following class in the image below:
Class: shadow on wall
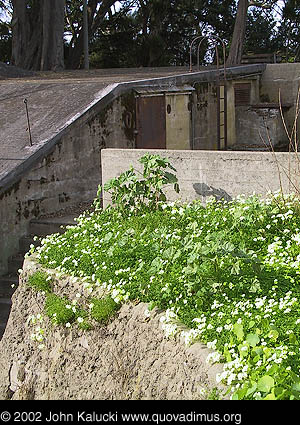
[193,183,232,202]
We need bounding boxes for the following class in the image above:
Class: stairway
[0,215,77,340]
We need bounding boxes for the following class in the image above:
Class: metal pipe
[190,34,227,79]
[24,99,33,146]
[189,36,202,72]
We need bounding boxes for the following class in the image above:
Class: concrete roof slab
[0,65,265,193]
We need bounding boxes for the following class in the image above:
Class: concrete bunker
[0,63,299,280]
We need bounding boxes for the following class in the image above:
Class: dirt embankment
[0,256,225,400]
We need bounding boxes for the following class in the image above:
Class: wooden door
[136,95,166,149]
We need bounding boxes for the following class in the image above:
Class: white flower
[206,351,222,364]
[77,317,84,323]
[144,308,151,318]
[66,322,71,328]
[198,387,207,396]
[207,339,217,350]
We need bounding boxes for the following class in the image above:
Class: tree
[0,21,11,63]
[244,7,278,54]
[65,0,123,69]
[276,0,300,61]
[11,0,65,71]
[0,1,12,64]
[226,0,278,66]
[89,8,140,68]
[133,0,235,67]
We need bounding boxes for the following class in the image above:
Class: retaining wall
[0,97,132,276]
[102,149,300,207]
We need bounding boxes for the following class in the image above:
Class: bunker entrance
[135,88,194,150]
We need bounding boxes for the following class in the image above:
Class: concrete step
[7,254,24,274]
[29,215,77,236]
[0,298,12,323]
[0,213,80,341]
[0,275,18,298]
[19,235,40,255]
[0,323,6,340]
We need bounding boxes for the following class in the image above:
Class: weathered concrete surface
[235,105,287,147]
[260,63,300,140]
[0,67,187,187]
[102,148,300,207]
[0,255,226,400]
[0,65,266,275]
[0,65,265,192]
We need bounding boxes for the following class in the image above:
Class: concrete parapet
[101,148,300,207]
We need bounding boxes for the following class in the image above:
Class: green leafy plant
[44,293,92,330]
[34,192,300,400]
[27,271,52,293]
[45,294,76,325]
[90,296,120,324]
[98,153,180,214]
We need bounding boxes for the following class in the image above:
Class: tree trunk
[11,0,65,71]
[226,0,249,66]
[66,0,117,69]
[41,0,65,71]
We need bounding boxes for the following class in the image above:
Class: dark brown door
[136,95,166,149]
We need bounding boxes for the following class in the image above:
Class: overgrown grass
[31,192,300,400]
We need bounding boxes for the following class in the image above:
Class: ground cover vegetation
[27,154,300,400]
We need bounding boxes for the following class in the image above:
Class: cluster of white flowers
[160,309,180,339]
[181,328,202,346]
[206,351,222,365]
[111,287,129,304]
[27,314,45,349]
[265,232,300,270]
[30,190,300,399]
[216,356,249,387]
[66,298,78,314]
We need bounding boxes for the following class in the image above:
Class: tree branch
[248,0,277,8]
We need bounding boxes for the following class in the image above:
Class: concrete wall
[2,64,297,275]
[102,148,300,208]
[260,63,300,141]
[0,97,132,276]
[235,106,287,147]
